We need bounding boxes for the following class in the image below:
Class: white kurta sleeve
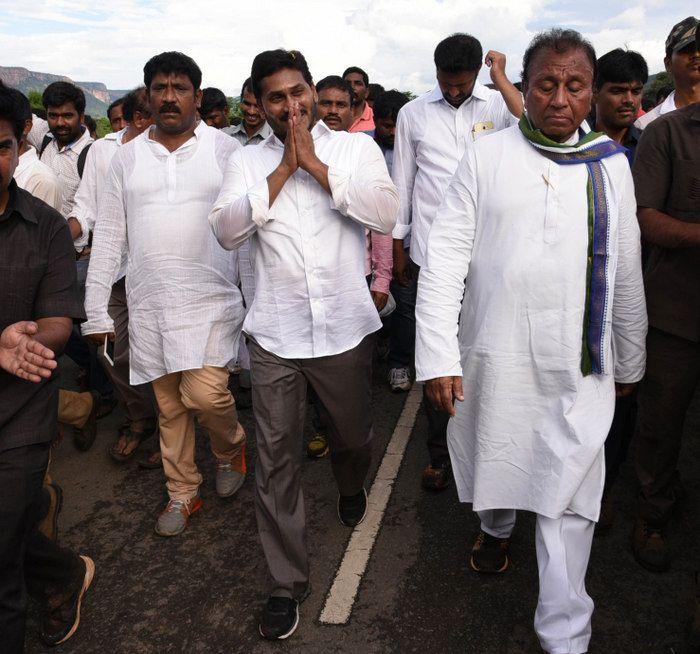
[70,145,99,249]
[327,135,399,235]
[209,148,271,250]
[611,164,647,383]
[415,144,478,381]
[390,107,417,241]
[81,153,127,336]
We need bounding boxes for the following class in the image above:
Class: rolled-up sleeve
[328,135,399,235]
[81,154,126,335]
[415,145,478,381]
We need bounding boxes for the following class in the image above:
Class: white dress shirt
[634,91,678,131]
[39,127,94,220]
[414,124,647,521]
[209,120,399,359]
[14,146,62,211]
[391,80,518,267]
[71,130,123,251]
[83,121,245,384]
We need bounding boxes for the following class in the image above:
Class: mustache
[159,103,180,114]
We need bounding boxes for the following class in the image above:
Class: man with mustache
[40,81,116,441]
[630,28,700,571]
[199,87,231,129]
[225,78,272,145]
[415,29,646,653]
[210,48,398,640]
[635,16,700,130]
[391,32,523,492]
[83,51,248,537]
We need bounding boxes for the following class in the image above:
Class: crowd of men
[0,14,698,654]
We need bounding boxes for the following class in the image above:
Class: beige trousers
[57,390,94,428]
[151,366,244,501]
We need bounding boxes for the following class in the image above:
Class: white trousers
[478,509,595,654]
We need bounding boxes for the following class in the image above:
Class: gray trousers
[100,278,157,428]
[248,335,375,599]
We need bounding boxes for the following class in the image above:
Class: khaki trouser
[151,366,244,501]
[100,278,157,429]
[57,390,93,428]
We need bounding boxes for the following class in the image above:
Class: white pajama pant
[478,509,595,654]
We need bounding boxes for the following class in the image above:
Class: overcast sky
[0,1,696,96]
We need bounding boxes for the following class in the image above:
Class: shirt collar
[230,121,272,140]
[0,180,37,224]
[56,126,91,153]
[147,119,206,152]
[426,79,488,106]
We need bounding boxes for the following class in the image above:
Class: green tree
[27,90,43,111]
[643,71,674,107]
[96,116,111,138]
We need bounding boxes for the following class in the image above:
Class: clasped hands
[277,102,327,184]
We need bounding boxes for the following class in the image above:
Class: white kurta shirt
[415,124,647,521]
[14,146,62,211]
[391,81,518,267]
[82,121,245,384]
[209,120,399,359]
[71,130,123,250]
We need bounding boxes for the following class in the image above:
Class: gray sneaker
[389,367,412,392]
[216,461,245,498]
[154,496,202,537]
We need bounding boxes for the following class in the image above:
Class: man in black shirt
[0,82,94,652]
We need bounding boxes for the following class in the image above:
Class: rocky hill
[0,66,126,117]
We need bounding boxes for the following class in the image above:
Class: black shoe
[259,596,299,640]
[41,555,95,646]
[469,530,510,573]
[338,488,367,528]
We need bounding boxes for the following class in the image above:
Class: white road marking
[319,382,423,625]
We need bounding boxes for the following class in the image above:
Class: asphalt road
[24,356,699,654]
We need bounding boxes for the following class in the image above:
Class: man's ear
[195,88,203,109]
[663,54,671,74]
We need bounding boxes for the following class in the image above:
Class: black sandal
[108,425,146,463]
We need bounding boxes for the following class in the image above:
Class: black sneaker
[41,555,95,646]
[469,530,510,573]
[338,488,368,527]
[259,596,299,640]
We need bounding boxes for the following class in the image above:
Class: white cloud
[0,0,696,95]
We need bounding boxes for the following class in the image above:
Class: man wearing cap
[635,16,700,130]
[630,67,700,571]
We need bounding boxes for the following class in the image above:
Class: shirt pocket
[0,264,45,324]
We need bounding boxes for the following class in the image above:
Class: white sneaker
[389,367,412,392]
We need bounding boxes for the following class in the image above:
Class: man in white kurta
[82,52,247,537]
[416,31,647,654]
